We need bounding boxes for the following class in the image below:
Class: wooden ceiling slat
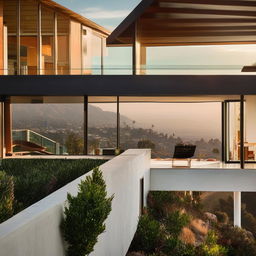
[158,0,256,7]
[139,17,256,25]
[140,31,256,37]
[157,0,256,7]
[146,7,256,17]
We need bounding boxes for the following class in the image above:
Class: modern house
[1,0,256,255]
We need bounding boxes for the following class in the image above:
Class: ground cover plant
[0,158,106,223]
[128,191,256,256]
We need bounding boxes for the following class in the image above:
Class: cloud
[83,7,130,20]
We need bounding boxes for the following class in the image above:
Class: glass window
[92,34,102,75]
[3,0,17,74]
[20,0,38,75]
[42,7,54,75]
[57,14,69,75]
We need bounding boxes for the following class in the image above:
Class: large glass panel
[12,99,84,155]
[226,102,240,161]
[104,47,132,74]
[57,14,69,75]
[20,0,38,75]
[92,34,102,75]
[120,102,221,160]
[244,96,256,163]
[88,99,117,155]
[3,0,17,74]
[42,7,54,75]
[242,192,256,237]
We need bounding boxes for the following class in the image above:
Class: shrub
[130,214,163,254]
[218,225,256,256]
[61,167,113,256]
[198,230,227,256]
[165,210,190,238]
[0,171,14,223]
[1,159,106,212]
[215,211,229,224]
[163,237,196,256]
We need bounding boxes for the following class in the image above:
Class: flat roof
[107,0,256,46]
[40,0,110,36]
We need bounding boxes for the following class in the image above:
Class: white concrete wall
[150,168,256,192]
[0,149,151,256]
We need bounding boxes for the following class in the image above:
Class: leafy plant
[165,211,190,238]
[198,230,227,256]
[130,214,163,254]
[61,167,113,256]
[0,171,14,223]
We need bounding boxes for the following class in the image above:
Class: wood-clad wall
[69,20,81,74]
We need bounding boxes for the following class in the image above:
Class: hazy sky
[56,0,256,139]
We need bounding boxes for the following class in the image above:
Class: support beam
[84,95,88,155]
[4,98,12,156]
[221,102,225,162]
[240,95,245,169]
[0,0,3,76]
[17,0,21,75]
[132,22,146,75]
[0,100,4,158]
[234,191,241,227]
[38,3,42,75]
[117,96,120,149]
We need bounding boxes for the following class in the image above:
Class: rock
[204,212,218,223]
[191,219,209,236]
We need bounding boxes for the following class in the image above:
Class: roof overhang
[40,0,110,37]
[107,0,256,46]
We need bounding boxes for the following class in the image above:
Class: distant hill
[13,104,132,129]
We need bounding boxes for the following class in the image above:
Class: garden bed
[0,158,107,223]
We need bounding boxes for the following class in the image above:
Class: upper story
[1,0,256,77]
[0,0,109,75]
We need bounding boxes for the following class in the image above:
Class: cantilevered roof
[107,0,256,46]
[40,0,110,36]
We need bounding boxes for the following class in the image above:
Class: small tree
[0,171,14,223]
[61,167,114,256]
[65,132,83,155]
[137,140,155,150]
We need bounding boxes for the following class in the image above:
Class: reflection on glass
[88,102,117,155]
[20,37,38,75]
[42,7,55,75]
[57,14,69,74]
[92,35,102,75]
[4,0,17,74]
[226,102,240,161]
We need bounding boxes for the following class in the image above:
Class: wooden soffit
[107,0,256,46]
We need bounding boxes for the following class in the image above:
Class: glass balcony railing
[1,65,256,75]
[12,129,66,155]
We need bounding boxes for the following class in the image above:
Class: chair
[172,144,196,167]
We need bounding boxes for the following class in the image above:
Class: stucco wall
[0,149,151,256]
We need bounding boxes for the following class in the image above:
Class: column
[0,0,3,75]
[83,95,88,155]
[234,191,241,227]
[117,96,120,149]
[240,95,244,169]
[4,98,12,155]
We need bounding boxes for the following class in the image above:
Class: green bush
[215,211,229,224]
[198,230,227,256]
[1,159,106,213]
[61,167,113,256]
[0,171,14,223]
[130,214,163,254]
[165,211,190,237]
[163,237,196,256]
[218,225,256,256]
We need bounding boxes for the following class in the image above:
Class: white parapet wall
[0,149,151,256]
